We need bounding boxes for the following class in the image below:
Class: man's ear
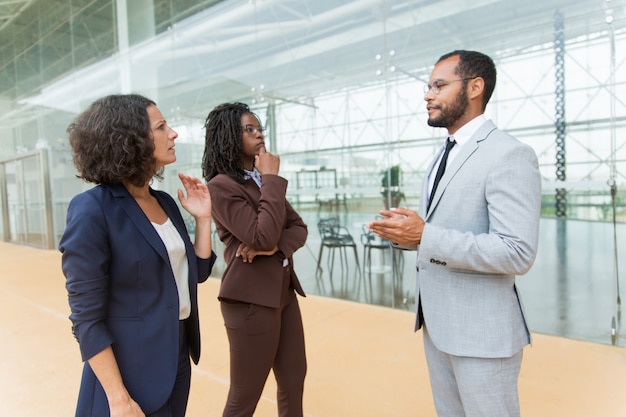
[467,77,484,101]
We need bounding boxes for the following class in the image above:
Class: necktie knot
[445,137,456,151]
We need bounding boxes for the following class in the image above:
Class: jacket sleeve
[197,252,217,283]
[209,174,288,251]
[59,192,115,362]
[420,142,541,275]
[277,200,308,259]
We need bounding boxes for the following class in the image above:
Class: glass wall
[0,150,54,248]
[0,0,624,344]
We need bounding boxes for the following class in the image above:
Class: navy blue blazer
[59,183,216,416]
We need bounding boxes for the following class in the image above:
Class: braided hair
[202,102,261,184]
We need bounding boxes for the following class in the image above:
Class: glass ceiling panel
[0,0,623,190]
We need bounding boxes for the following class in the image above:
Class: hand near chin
[255,146,280,176]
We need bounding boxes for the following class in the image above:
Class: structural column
[266,102,277,154]
[554,10,567,217]
[116,0,156,94]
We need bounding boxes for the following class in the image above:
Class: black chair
[360,224,404,302]
[316,217,360,290]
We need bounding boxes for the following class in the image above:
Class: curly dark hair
[67,94,162,187]
[437,50,497,111]
[202,102,261,184]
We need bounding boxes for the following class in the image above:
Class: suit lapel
[108,183,170,265]
[426,120,497,218]
[422,153,438,215]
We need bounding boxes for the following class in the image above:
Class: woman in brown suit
[201,102,308,417]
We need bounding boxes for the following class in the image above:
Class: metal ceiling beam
[0,0,34,32]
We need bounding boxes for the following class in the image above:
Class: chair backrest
[317,217,337,237]
[361,224,375,245]
[318,217,355,245]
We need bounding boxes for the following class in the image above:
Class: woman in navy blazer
[202,102,308,416]
[59,94,217,417]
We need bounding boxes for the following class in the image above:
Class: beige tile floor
[1,241,625,417]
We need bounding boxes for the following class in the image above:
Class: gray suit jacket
[414,119,541,358]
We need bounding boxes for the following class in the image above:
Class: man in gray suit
[369,50,541,417]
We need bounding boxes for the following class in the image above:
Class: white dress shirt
[427,114,488,196]
[152,218,191,320]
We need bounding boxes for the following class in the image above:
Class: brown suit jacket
[208,173,307,308]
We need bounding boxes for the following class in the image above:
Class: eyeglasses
[423,77,477,95]
[242,125,266,135]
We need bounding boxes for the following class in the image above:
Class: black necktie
[428,137,456,212]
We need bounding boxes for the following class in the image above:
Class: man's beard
[427,87,469,128]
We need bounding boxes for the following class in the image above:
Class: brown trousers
[220,267,307,417]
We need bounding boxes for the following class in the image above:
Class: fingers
[178,172,194,186]
[178,172,201,184]
[236,243,255,263]
[376,207,414,220]
[390,207,415,217]
[368,210,406,234]
[178,173,193,190]
[254,150,280,175]
[178,173,207,193]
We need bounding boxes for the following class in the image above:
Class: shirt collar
[447,114,487,148]
[243,167,262,187]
